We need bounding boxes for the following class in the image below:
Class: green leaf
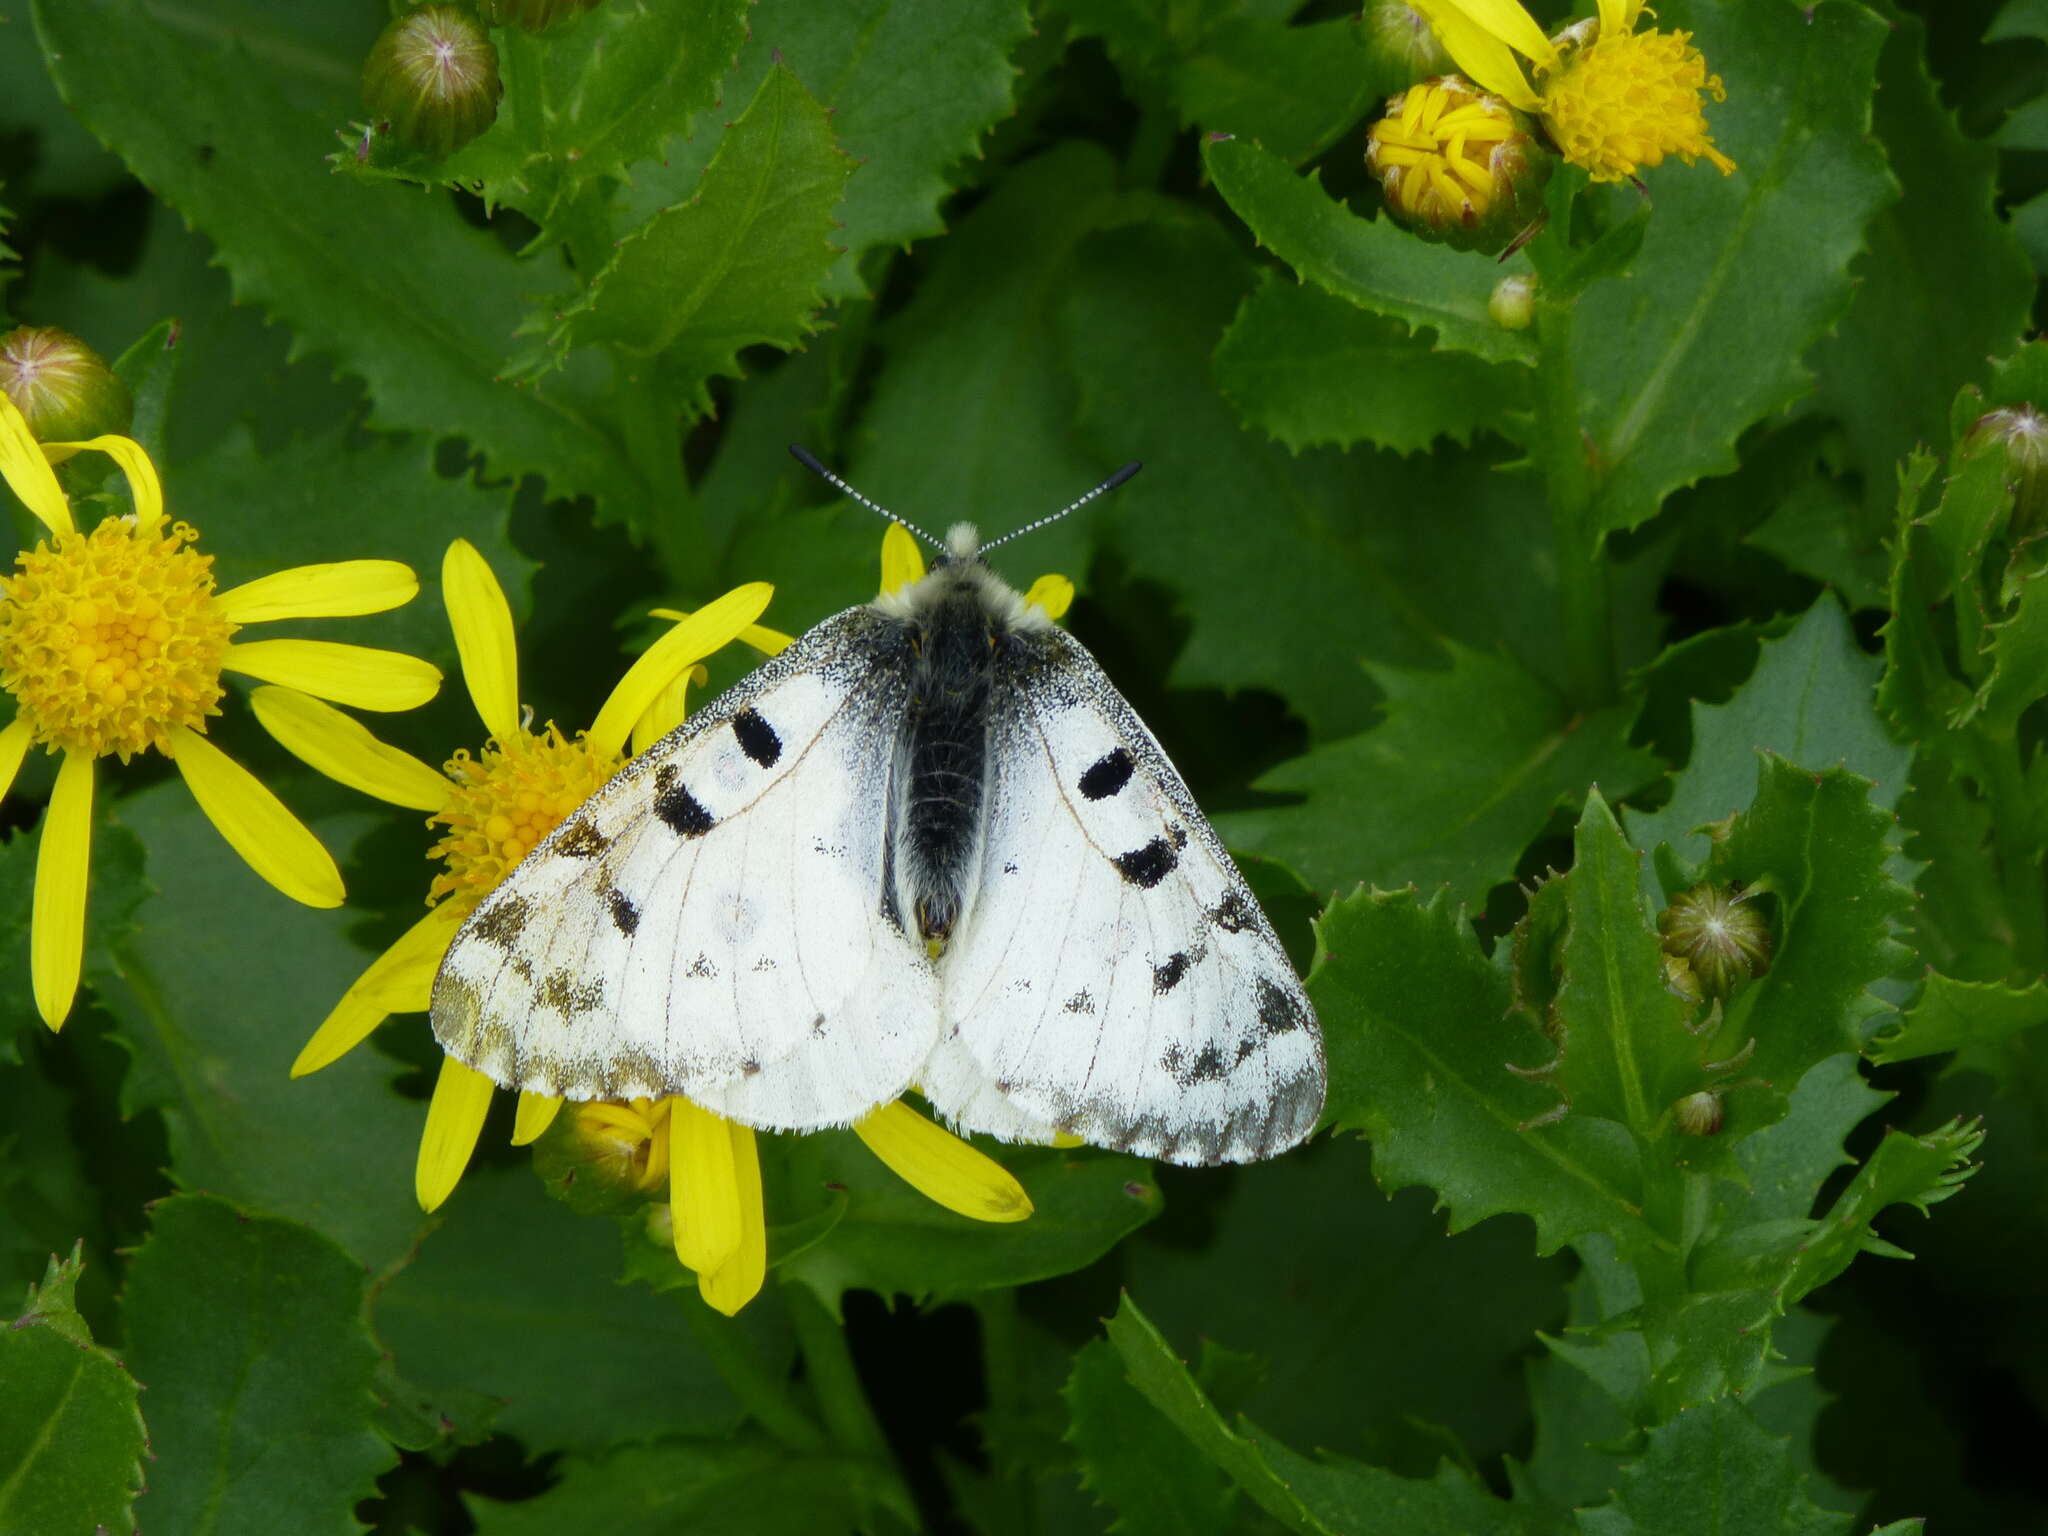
[464,1433,895,1535]
[1223,643,1658,906]
[347,0,752,235]
[93,785,432,1273]
[1807,10,2031,523]
[1572,0,1893,537]
[1898,755,2011,982]
[1202,135,1538,366]
[537,62,851,422]
[1214,273,1525,456]
[1871,973,2048,1065]
[1103,1295,1522,1536]
[33,0,654,522]
[371,1168,777,1451]
[1065,1337,1236,1536]
[1572,1397,1852,1536]
[0,1245,146,1536]
[123,1195,393,1536]
[1627,595,1912,907]
[1313,888,1659,1258]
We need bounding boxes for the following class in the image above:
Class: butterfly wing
[431,607,941,1128]
[918,627,1325,1165]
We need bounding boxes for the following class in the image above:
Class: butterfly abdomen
[895,580,1001,942]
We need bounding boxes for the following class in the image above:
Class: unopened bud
[1363,2,1453,82]
[0,327,132,442]
[1661,951,1703,1005]
[1966,405,2048,542]
[1673,1090,1723,1137]
[361,6,503,157]
[1367,77,1552,255]
[1489,273,1537,331]
[1658,884,1772,1001]
[477,0,603,31]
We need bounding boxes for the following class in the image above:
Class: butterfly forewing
[918,628,1326,1165]
[431,609,943,1125]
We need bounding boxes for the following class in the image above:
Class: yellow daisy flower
[280,530,1051,1314]
[1410,0,1736,183]
[0,393,439,1028]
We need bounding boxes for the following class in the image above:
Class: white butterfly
[429,454,1325,1165]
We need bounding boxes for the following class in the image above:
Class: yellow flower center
[1368,79,1519,222]
[1538,26,1735,183]
[573,1097,673,1193]
[426,723,615,911]
[0,517,235,760]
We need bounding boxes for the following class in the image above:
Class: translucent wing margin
[919,628,1325,1164]
[431,608,941,1129]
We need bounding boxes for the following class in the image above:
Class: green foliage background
[1,0,2045,1530]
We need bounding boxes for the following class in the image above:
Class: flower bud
[1489,273,1537,331]
[0,327,132,442]
[532,1097,670,1215]
[1673,1090,1723,1137]
[1363,2,1452,83]
[1965,405,2048,543]
[1658,884,1771,1001]
[361,5,503,158]
[1366,77,1553,255]
[476,0,602,31]
[1661,951,1703,1005]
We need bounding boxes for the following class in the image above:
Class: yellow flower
[0,393,438,1028]
[1365,76,1551,252]
[1410,0,1736,183]
[281,530,1041,1314]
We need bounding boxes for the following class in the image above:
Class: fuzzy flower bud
[0,327,132,443]
[1489,273,1537,331]
[361,5,503,158]
[1966,405,2048,544]
[1658,884,1771,1001]
[477,0,603,31]
[1364,2,1453,83]
[1366,76,1552,254]
[1673,1090,1724,1137]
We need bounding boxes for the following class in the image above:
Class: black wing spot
[688,953,719,979]
[1114,836,1178,889]
[472,893,533,949]
[556,817,609,858]
[1162,1041,1228,1086]
[1168,823,1188,850]
[1064,989,1096,1015]
[655,780,715,838]
[539,968,605,1016]
[732,708,782,768]
[1079,747,1135,801]
[740,1057,761,1076]
[1256,975,1307,1036]
[1211,889,1254,933]
[1152,952,1190,994]
[812,1013,827,1037]
[654,763,678,795]
[605,886,640,936]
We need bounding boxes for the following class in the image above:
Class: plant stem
[787,1284,891,1458]
[613,358,710,583]
[1535,290,1618,707]
[685,1300,826,1451]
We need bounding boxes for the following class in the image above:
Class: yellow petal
[169,726,345,908]
[0,395,74,535]
[47,434,164,529]
[416,1055,496,1212]
[442,539,521,744]
[880,523,925,595]
[588,583,774,760]
[1410,0,1545,105]
[217,560,419,623]
[632,663,707,757]
[0,718,33,805]
[853,1101,1034,1223]
[697,1122,766,1316]
[248,686,452,812]
[292,902,467,1076]
[1599,0,1633,35]
[649,609,795,658]
[1022,574,1074,622]
[669,1097,744,1276]
[224,639,442,712]
[31,752,94,1030]
[511,1091,564,1146]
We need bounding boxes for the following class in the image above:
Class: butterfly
[429,451,1325,1165]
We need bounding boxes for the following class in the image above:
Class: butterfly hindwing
[431,609,942,1127]
[918,628,1326,1165]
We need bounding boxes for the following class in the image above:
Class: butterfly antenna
[974,461,1143,556]
[788,445,945,551]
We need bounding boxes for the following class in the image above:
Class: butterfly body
[431,521,1325,1165]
